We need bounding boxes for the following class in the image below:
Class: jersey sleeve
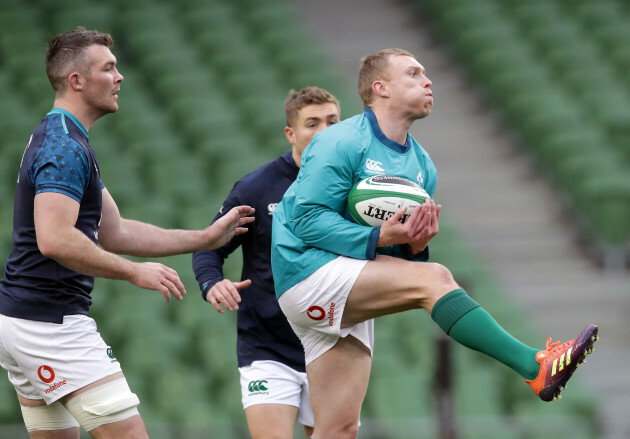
[192,182,248,300]
[29,138,91,202]
[287,127,377,260]
[378,244,429,262]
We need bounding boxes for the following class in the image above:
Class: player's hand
[376,199,439,248]
[128,262,186,302]
[203,206,255,250]
[206,279,252,313]
[406,199,441,254]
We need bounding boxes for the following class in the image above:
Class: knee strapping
[20,401,80,432]
[64,378,140,431]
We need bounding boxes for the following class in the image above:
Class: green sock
[431,289,540,380]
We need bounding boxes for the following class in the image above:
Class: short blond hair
[284,86,340,127]
[358,48,415,107]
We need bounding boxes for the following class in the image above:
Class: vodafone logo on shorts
[307,303,336,326]
[37,365,68,394]
[37,365,55,383]
[307,306,326,321]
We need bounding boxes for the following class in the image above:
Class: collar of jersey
[281,149,299,174]
[364,107,411,154]
[48,108,89,138]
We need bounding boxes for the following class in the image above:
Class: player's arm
[98,188,255,257]
[289,130,378,259]
[193,187,252,313]
[34,192,186,302]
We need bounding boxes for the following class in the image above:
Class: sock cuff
[431,289,480,334]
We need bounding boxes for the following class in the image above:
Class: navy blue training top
[192,150,305,372]
[0,109,103,323]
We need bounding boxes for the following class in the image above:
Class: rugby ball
[347,175,429,226]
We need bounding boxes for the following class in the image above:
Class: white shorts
[239,360,313,427]
[278,256,373,365]
[0,314,122,404]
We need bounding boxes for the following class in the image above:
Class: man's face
[285,103,341,159]
[383,55,433,119]
[81,45,124,116]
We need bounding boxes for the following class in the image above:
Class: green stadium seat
[50,4,115,35]
[554,149,623,190]
[581,174,630,243]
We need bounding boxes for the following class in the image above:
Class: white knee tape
[64,378,140,432]
[20,401,80,432]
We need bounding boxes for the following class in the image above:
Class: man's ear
[68,72,83,91]
[372,80,389,98]
[284,126,296,145]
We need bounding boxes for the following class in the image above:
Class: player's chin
[98,104,119,116]
[106,99,120,113]
[414,110,431,121]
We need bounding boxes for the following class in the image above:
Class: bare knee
[415,263,459,308]
[427,263,457,288]
[314,420,359,439]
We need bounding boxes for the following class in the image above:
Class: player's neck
[291,147,302,168]
[371,107,412,145]
[52,98,99,132]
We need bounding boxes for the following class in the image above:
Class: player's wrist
[376,225,399,247]
[407,242,427,255]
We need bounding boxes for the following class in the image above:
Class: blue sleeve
[192,185,246,300]
[288,127,377,260]
[29,138,91,202]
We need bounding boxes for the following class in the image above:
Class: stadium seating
[410,0,630,267]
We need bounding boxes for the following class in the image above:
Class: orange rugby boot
[526,324,598,402]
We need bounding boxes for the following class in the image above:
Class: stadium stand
[410,0,630,269]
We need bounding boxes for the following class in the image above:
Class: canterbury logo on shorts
[248,380,269,393]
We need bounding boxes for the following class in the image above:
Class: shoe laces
[544,337,573,355]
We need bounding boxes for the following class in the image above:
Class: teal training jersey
[271,108,438,297]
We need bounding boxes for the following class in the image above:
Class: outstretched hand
[204,206,255,250]
[128,262,186,302]
[376,199,441,250]
[205,279,252,313]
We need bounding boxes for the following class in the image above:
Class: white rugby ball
[347,175,429,226]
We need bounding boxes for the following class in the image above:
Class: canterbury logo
[248,380,269,392]
[268,203,278,215]
[551,347,572,377]
[365,159,384,173]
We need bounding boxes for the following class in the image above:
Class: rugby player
[193,86,340,439]
[271,48,598,439]
[0,27,254,439]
